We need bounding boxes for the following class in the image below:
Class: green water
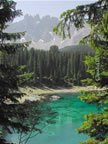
[7,93,103,144]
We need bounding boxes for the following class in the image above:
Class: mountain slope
[6,14,90,50]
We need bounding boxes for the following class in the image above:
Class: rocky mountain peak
[6,14,90,50]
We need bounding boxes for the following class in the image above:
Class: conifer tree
[0,0,41,143]
[53,0,108,143]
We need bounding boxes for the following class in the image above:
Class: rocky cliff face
[6,14,90,50]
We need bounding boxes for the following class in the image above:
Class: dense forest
[1,45,95,86]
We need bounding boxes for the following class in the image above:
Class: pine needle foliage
[0,1,47,143]
[53,0,108,143]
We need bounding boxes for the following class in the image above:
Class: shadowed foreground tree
[0,0,31,143]
[53,0,108,143]
[0,0,56,143]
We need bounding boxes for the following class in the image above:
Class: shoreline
[19,86,105,103]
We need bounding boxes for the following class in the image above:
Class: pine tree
[77,10,108,144]
[0,2,58,144]
[0,0,37,143]
[53,0,108,143]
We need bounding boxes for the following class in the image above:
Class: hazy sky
[15,1,98,21]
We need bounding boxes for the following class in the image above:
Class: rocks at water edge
[50,95,61,101]
[25,97,37,102]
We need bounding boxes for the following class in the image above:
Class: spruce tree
[53,0,108,143]
[0,0,38,143]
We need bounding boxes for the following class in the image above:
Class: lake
[7,93,102,144]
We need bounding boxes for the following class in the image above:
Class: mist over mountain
[6,14,90,50]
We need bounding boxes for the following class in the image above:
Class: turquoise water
[7,93,103,144]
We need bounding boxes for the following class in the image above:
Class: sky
[14,0,98,21]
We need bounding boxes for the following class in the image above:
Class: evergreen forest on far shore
[1,45,95,87]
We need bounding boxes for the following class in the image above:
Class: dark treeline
[3,45,95,87]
